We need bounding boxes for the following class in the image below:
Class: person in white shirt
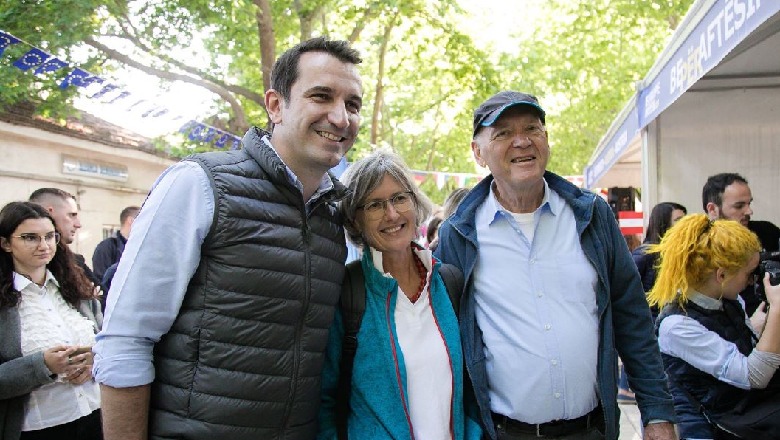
[0,201,102,440]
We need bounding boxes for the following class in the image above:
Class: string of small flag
[412,170,483,189]
[0,31,587,190]
[0,29,241,149]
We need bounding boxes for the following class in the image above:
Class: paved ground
[618,401,643,439]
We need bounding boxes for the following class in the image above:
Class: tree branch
[107,28,265,105]
[348,2,380,43]
[84,36,249,132]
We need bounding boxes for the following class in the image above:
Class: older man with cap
[434,91,677,439]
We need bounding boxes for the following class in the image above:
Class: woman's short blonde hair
[339,149,433,247]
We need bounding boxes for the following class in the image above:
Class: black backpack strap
[336,260,365,440]
[438,263,464,316]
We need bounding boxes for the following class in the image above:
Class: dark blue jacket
[632,244,658,293]
[91,232,127,282]
[434,171,675,440]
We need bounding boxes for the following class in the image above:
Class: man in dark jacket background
[92,205,139,283]
[94,37,363,440]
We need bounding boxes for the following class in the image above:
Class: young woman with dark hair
[633,202,688,293]
[0,201,102,440]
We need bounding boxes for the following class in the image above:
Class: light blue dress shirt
[93,136,335,387]
[473,179,599,423]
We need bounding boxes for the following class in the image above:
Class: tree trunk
[294,0,318,41]
[370,13,398,145]
[253,0,275,128]
[253,0,275,94]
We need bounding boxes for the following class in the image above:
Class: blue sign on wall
[586,0,780,188]
[638,0,780,128]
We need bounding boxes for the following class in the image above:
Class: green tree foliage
[0,0,695,201]
[509,0,694,175]
[0,0,105,116]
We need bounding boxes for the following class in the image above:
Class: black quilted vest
[149,127,348,440]
[657,298,755,416]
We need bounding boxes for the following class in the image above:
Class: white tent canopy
[585,0,780,224]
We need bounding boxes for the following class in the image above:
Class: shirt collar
[369,242,432,278]
[688,290,723,310]
[13,270,59,293]
[484,177,556,225]
[260,135,334,203]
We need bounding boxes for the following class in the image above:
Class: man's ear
[472,140,486,168]
[265,89,284,125]
[705,202,719,220]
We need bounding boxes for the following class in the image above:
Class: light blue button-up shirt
[93,136,335,387]
[473,179,599,423]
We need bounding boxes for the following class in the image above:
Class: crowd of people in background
[2,35,780,440]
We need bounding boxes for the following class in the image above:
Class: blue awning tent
[584,0,780,223]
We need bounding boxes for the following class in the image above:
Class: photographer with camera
[648,214,780,440]
[703,173,780,322]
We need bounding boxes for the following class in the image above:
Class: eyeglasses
[11,232,60,248]
[490,123,547,141]
[358,191,415,220]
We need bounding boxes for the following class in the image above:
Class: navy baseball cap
[473,91,546,137]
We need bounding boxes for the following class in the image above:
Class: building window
[102,226,119,240]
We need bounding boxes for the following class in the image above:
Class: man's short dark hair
[702,173,749,211]
[270,37,362,102]
[29,187,76,204]
[120,206,141,224]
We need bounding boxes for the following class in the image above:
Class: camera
[753,251,780,303]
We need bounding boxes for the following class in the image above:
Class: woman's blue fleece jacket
[317,249,482,439]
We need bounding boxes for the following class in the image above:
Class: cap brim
[480,101,545,127]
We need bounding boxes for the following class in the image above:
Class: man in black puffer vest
[93,37,364,440]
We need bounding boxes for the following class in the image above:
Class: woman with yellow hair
[648,214,780,440]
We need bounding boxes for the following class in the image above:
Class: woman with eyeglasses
[317,149,481,440]
[648,214,780,440]
[0,201,102,440]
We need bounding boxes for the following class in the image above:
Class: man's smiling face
[472,106,550,193]
[267,51,363,173]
